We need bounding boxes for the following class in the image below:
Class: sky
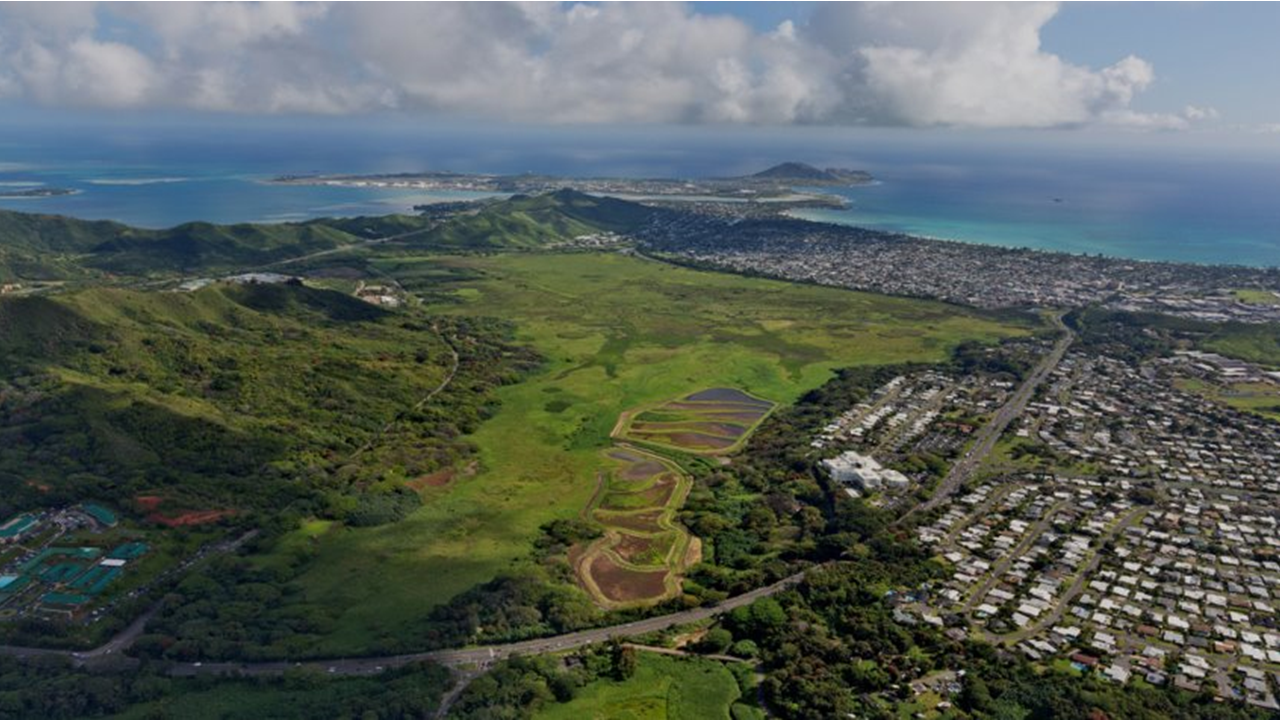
[0,2,1278,137]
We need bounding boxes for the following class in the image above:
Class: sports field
[277,251,1034,654]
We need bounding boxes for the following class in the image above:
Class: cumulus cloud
[0,1,1207,129]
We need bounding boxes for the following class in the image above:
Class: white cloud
[0,1,1209,130]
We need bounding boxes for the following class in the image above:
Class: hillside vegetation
[0,190,652,281]
[0,210,362,280]
[250,251,1035,656]
[409,189,655,249]
[0,282,537,527]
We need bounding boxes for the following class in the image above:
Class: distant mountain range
[0,189,655,282]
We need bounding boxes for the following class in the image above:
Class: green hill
[748,161,873,185]
[0,282,535,523]
[0,190,652,281]
[0,211,126,281]
[414,189,654,249]
[85,221,356,274]
[0,209,365,281]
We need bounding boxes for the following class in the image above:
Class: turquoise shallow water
[792,154,1280,267]
[0,122,1277,266]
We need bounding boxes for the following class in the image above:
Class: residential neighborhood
[640,210,1280,322]
[899,346,1280,711]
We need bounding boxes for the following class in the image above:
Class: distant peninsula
[270,161,872,205]
[0,186,77,199]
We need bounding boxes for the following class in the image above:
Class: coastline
[0,188,79,199]
[783,208,1280,271]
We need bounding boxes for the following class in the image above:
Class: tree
[699,628,734,654]
[960,673,993,714]
[610,642,638,680]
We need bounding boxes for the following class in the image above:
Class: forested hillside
[0,282,538,527]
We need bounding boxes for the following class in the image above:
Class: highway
[1,568,804,678]
[164,570,805,678]
[897,314,1073,525]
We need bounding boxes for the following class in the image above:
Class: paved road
[898,315,1073,525]
[982,506,1146,646]
[0,530,259,669]
[165,570,806,678]
[962,500,1068,613]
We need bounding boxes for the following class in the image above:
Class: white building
[821,451,910,492]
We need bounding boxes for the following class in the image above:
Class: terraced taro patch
[615,387,776,455]
[685,387,773,405]
[576,446,694,608]
[592,509,665,532]
[576,388,775,608]
[628,431,736,451]
[599,479,676,511]
[586,554,670,604]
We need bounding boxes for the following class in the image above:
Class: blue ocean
[1,119,1277,266]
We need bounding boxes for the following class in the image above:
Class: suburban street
[898,313,1074,524]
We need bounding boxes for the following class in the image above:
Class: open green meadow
[277,251,1035,654]
[533,653,753,720]
[1174,377,1280,421]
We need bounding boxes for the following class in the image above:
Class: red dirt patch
[619,460,666,481]
[149,509,232,527]
[612,534,669,565]
[135,495,163,511]
[408,468,455,490]
[588,554,669,603]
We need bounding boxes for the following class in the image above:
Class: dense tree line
[0,655,450,719]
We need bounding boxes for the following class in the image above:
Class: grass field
[1233,289,1280,306]
[1174,377,1280,421]
[534,653,753,720]
[276,251,1034,654]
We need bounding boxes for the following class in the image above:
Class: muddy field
[612,532,673,565]
[630,431,736,450]
[685,387,774,406]
[629,421,749,438]
[620,387,775,454]
[588,554,669,603]
[594,509,666,532]
[600,476,676,511]
[619,459,668,481]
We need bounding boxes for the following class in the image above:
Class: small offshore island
[272,161,871,209]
